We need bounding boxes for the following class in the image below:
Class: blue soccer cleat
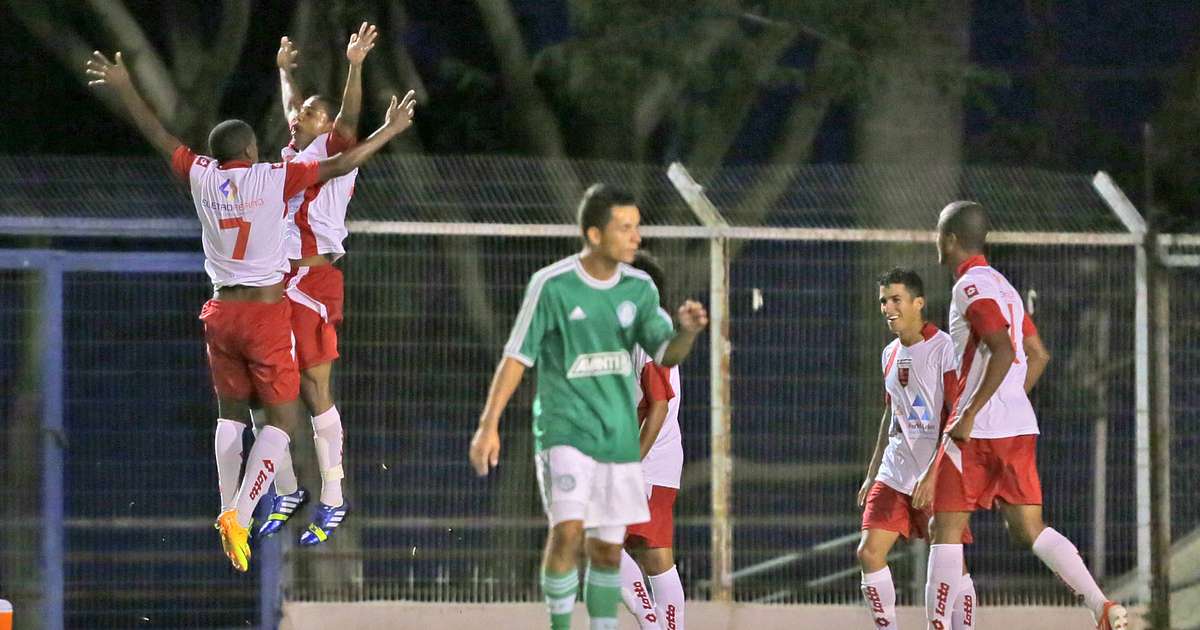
[256,488,309,540]
[298,502,349,546]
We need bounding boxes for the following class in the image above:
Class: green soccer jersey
[504,254,677,463]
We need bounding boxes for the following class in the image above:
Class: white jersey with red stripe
[877,323,958,495]
[173,146,320,289]
[632,346,683,489]
[948,256,1040,438]
[281,131,358,261]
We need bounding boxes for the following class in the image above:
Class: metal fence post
[40,258,65,630]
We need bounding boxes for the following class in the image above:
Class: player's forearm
[334,63,363,139]
[1023,336,1051,393]
[478,356,526,431]
[865,409,889,479]
[319,121,399,180]
[659,330,700,367]
[114,85,181,160]
[963,336,1015,417]
[638,402,669,459]
[279,68,302,120]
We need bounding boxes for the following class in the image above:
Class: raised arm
[315,90,416,182]
[85,51,181,161]
[333,22,378,140]
[658,300,709,367]
[469,356,527,476]
[277,37,303,121]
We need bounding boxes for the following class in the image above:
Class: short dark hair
[632,250,667,309]
[877,267,925,299]
[208,119,256,162]
[939,200,988,252]
[577,183,636,243]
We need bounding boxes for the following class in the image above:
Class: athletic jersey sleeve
[937,336,960,425]
[635,283,676,364]
[171,145,198,181]
[640,362,676,402]
[326,130,356,154]
[957,273,1009,337]
[282,160,321,200]
[1023,313,1038,337]
[503,277,555,367]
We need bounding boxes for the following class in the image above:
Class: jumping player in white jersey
[916,201,1127,629]
[253,22,384,547]
[86,50,416,572]
[856,268,975,629]
[619,251,686,630]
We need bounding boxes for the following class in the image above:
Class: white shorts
[535,445,650,532]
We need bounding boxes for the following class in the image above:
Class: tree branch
[83,0,179,116]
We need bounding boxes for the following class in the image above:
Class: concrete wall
[282,601,1147,629]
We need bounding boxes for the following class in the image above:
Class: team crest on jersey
[219,178,239,201]
[897,357,912,386]
[567,351,632,379]
[617,301,637,328]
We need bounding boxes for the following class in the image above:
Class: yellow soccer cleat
[215,509,251,572]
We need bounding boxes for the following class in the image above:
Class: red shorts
[284,264,344,370]
[935,435,1043,513]
[863,481,975,543]
[199,298,299,406]
[626,486,677,548]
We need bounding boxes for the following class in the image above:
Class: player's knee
[547,521,584,557]
[1005,520,1038,549]
[587,540,623,568]
[856,542,886,571]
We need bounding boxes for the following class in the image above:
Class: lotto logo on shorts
[934,582,950,616]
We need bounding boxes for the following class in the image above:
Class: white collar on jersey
[573,254,621,290]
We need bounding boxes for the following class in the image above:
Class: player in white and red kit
[619,252,686,630]
[857,268,975,629]
[254,23,381,546]
[918,201,1127,630]
[86,49,416,571]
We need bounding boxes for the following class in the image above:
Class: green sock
[541,567,578,630]
[584,563,622,628]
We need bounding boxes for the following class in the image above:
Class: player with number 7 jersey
[85,45,416,571]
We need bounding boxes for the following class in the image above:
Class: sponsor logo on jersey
[569,306,587,321]
[964,284,979,298]
[617,301,637,328]
[567,351,632,379]
[219,178,239,201]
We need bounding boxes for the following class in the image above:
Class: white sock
[274,445,299,496]
[926,544,963,628]
[250,409,298,496]
[861,566,898,629]
[1032,527,1107,615]
[312,406,345,506]
[648,565,683,630]
[233,425,290,527]
[619,550,660,628]
[952,573,976,629]
[214,419,245,511]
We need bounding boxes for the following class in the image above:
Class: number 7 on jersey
[218,218,252,260]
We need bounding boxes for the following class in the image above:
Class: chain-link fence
[0,155,1189,628]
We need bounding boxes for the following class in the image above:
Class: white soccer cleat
[1096,601,1128,630]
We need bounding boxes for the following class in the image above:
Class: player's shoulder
[618,263,658,291]
[924,327,954,350]
[528,256,577,289]
[953,266,1000,300]
[881,337,901,361]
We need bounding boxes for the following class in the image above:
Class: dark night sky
[2,0,1198,211]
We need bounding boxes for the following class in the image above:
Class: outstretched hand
[85,50,132,92]
[383,90,418,133]
[676,299,709,334]
[277,37,299,70]
[346,22,378,65]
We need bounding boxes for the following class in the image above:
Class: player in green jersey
[469,183,708,630]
